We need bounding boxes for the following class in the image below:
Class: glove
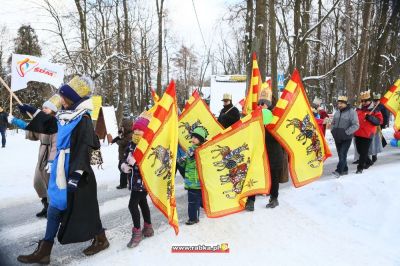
[7,114,14,124]
[121,162,133,174]
[45,161,53,174]
[365,114,380,126]
[18,104,37,115]
[111,136,121,144]
[67,171,82,192]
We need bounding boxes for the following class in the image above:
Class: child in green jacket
[178,126,208,225]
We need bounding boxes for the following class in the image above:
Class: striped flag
[243,52,262,115]
[133,81,179,234]
[150,87,160,103]
[267,69,331,187]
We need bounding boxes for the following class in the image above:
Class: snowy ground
[0,128,399,266]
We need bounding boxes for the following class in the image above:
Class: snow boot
[116,185,127,189]
[352,160,359,164]
[83,230,110,256]
[127,227,142,248]
[185,220,198,225]
[36,198,48,218]
[332,171,340,178]
[142,223,154,238]
[266,198,279,208]
[245,199,255,211]
[356,168,363,174]
[17,240,53,264]
[343,171,348,175]
[372,155,377,163]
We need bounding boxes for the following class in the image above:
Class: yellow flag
[381,79,400,130]
[243,52,262,115]
[91,95,102,120]
[178,90,223,151]
[196,109,271,218]
[267,69,331,187]
[133,81,179,234]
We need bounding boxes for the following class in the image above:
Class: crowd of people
[0,74,392,264]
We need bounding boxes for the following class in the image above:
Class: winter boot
[142,223,154,238]
[36,198,48,218]
[356,169,363,174]
[127,227,142,248]
[266,198,279,208]
[352,160,359,164]
[83,230,110,256]
[185,220,198,225]
[332,171,341,178]
[17,240,53,264]
[245,199,255,211]
[372,155,377,163]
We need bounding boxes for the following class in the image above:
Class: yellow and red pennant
[243,52,262,115]
[267,69,331,187]
[381,79,400,130]
[196,109,271,218]
[133,81,179,234]
[178,90,224,151]
[150,87,160,103]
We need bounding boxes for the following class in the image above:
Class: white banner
[11,54,65,91]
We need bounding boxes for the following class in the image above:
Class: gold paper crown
[373,92,381,100]
[360,90,371,101]
[222,93,232,101]
[258,82,272,102]
[338,96,348,102]
[68,75,93,98]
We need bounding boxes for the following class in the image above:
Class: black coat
[375,103,390,128]
[0,111,8,128]
[217,104,241,129]
[26,111,103,244]
[265,129,284,169]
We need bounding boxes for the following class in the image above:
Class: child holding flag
[120,111,154,248]
[178,126,208,225]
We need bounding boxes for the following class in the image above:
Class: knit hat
[191,126,208,144]
[337,95,348,103]
[42,94,62,113]
[360,90,371,101]
[59,75,94,104]
[132,111,152,131]
[222,93,232,101]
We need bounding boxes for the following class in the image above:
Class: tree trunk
[344,0,354,99]
[156,0,164,95]
[268,0,278,99]
[255,0,267,80]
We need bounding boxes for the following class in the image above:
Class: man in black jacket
[217,93,241,129]
[0,107,8,148]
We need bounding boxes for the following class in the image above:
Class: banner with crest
[133,81,179,234]
[267,69,331,187]
[196,109,271,218]
[178,90,224,151]
[381,79,400,130]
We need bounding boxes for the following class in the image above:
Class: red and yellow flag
[133,81,179,234]
[178,90,224,151]
[381,79,400,130]
[150,87,160,103]
[196,109,271,218]
[267,69,331,187]
[243,52,262,115]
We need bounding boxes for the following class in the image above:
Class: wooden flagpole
[0,76,32,118]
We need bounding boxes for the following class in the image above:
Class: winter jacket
[122,142,146,192]
[0,111,8,128]
[25,99,103,245]
[374,103,390,128]
[112,119,133,161]
[217,104,241,129]
[354,104,383,139]
[178,145,201,190]
[331,106,359,143]
[265,129,284,169]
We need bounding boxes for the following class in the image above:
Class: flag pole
[0,76,32,118]
[9,91,12,114]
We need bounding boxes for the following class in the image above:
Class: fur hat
[59,75,94,104]
[191,126,208,143]
[222,93,232,101]
[337,95,348,103]
[360,90,371,101]
[132,111,152,132]
[42,94,62,113]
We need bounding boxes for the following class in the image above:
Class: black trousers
[334,139,352,174]
[118,160,128,187]
[355,136,372,171]
[128,191,151,229]
[248,167,281,201]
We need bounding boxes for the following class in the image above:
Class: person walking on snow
[177,126,208,225]
[8,94,62,217]
[0,106,8,148]
[354,90,383,174]
[112,118,133,189]
[330,96,359,178]
[16,76,109,264]
[120,111,154,248]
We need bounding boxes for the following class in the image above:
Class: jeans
[44,206,63,242]
[0,126,6,147]
[187,189,202,221]
[334,139,352,174]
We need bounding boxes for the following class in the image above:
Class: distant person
[112,118,133,189]
[217,93,241,128]
[371,93,389,162]
[331,96,359,178]
[313,97,329,135]
[0,106,8,148]
[354,91,382,174]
